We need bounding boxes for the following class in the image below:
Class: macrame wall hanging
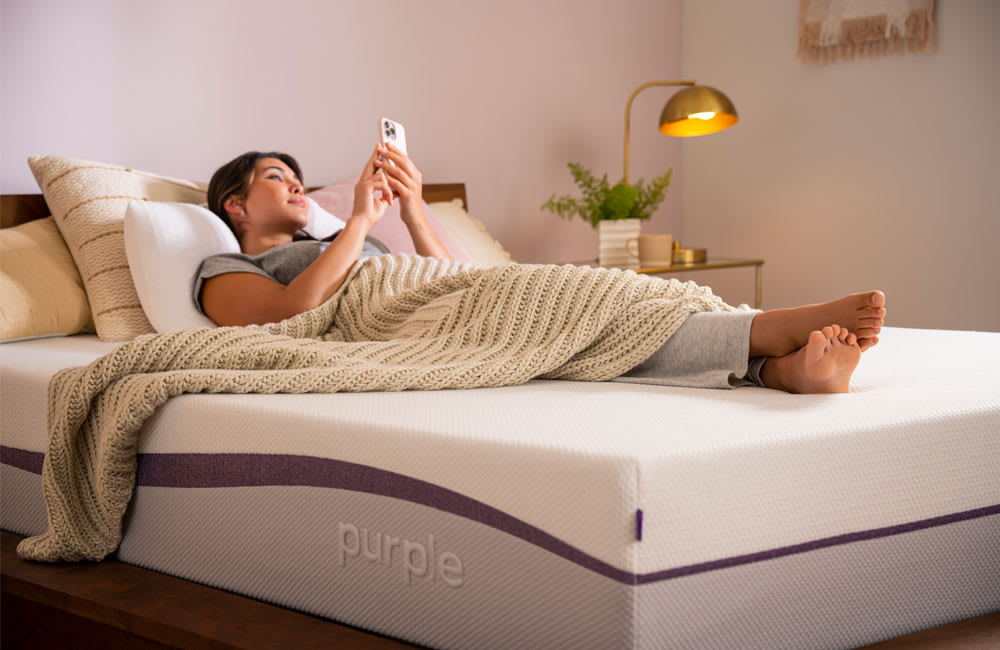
[798,0,935,63]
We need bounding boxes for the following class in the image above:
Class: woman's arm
[202,149,393,326]
[201,216,376,326]
[375,143,452,260]
[399,203,452,259]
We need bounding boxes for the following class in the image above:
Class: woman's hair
[207,151,303,235]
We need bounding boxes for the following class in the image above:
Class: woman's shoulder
[197,250,267,279]
[208,240,318,263]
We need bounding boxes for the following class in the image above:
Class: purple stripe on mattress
[636,504,1000,585]
[134,452,637,585]
[0,445,44,474]
[132,452,1000,586]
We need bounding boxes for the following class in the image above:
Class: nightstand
[571,257,764,309]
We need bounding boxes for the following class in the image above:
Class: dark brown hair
[207,151,303,235]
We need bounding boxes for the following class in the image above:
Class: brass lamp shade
[623,80,738,183]
[659,85,738,137]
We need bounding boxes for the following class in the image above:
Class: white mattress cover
[2,327,999,576]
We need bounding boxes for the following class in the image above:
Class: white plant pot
[598,219,641,268]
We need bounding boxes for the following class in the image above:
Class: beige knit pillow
[427,198,514,267]
[1,217,94,341]
[28,156,208,341]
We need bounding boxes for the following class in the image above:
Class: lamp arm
[624,80,695,185]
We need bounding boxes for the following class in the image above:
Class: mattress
[3,327,999,649]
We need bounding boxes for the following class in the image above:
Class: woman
[197,148,886,394]
[198,144,449,327]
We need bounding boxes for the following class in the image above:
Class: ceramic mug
[626,234,673,267]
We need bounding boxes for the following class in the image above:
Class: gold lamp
[624,81,738,263]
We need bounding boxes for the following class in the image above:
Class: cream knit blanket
[18,254,738,562]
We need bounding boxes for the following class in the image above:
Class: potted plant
[541,163,672,267]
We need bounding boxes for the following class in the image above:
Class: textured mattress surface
[3,327,999,649]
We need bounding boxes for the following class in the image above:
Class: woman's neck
[239,230,295,256]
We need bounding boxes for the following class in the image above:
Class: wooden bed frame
[0,183,468,230]
[1,188,997,649]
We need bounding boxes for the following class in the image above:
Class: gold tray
[672,248,707,264]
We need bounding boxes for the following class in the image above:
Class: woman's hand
[373,142,424,225]
[372,143,451,261]
[351,147,394,227]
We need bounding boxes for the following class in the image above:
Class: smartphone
[378,117,408,160]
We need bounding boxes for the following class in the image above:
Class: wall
[681,0,1000,331]
[0,0,683,265]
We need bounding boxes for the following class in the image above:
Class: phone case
[379,117,408,157]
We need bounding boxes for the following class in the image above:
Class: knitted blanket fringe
[18,254,739,562]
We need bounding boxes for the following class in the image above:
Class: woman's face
[236,157,308,231]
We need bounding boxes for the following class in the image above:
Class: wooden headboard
[0,183,467,229]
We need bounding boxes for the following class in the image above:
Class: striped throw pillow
[28,155,207,341]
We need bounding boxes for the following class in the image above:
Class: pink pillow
[308,176,470,262]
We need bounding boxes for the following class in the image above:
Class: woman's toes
[869,291,886,308]
[855,326,879,338]
[856,316,881,327]
[858,335,879,351]
[807,330,827,356]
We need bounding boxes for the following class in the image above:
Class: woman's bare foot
[760,324,862,394]
[749,290,885,358]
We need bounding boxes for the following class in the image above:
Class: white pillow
[303,197,347,239]
[124,201,239,332]
[124,198,346,332]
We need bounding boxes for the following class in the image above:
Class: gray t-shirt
[193,233,389,314]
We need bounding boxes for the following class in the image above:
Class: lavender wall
[681,0,1000,331]
[1,0,683,264]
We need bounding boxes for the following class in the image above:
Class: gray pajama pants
[612,311,767,389]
